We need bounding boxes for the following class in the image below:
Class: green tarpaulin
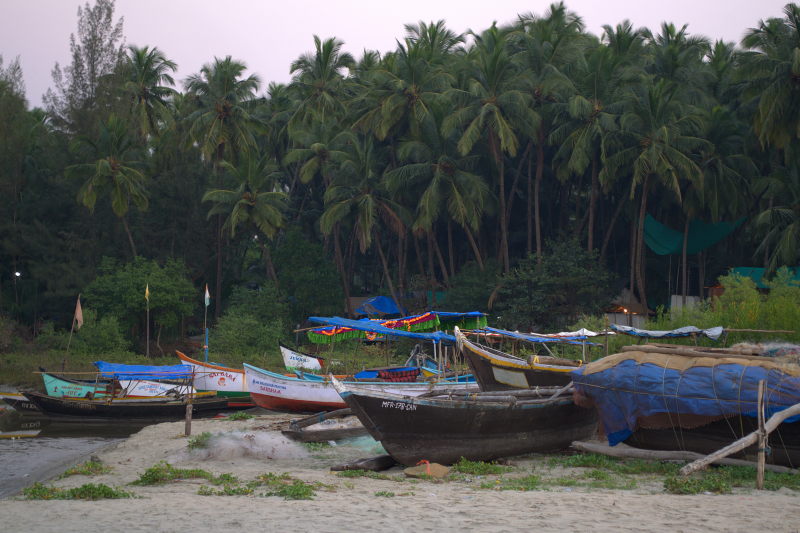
[644,214,744,255]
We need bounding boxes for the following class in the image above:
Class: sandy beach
[1,412,798,533]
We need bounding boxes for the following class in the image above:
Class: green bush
[210,309,283,359]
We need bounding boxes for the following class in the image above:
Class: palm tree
[740,3,800,154]
[319,133,407,310]
[551,21,646,252]
[123,45,177,140]
[443,23,536,273]
[512,2,587,260]
[202,151,287,282]
[185,56,261,316]
[67,114,147,257]
[289,36,355,128]
[753,165,800,271]
[386,111,490,272]
[601,80,706,308]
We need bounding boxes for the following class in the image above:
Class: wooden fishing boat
[0,392,40,412]
[333,378,598,466]
[456,327,579,391]
[244,362,475,413]
[175,351,253,407]
[20,391,229,419]
[41,370,195,399]
[571,348,800,467]
[280,343,325,372]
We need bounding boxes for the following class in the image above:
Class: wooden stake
[757,380,766,489]
[184,370,194,436]
[680,401,800,476]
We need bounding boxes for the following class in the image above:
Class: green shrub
[187,432,213,449]
[23,482,132,500]
[451,457,512,475]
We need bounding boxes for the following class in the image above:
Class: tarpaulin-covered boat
[571,349,800,466]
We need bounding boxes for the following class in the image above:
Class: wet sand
[1,412,798,532]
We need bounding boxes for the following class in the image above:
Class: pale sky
[0,0,791,108]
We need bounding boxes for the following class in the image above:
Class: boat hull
[340,388,598,466]
[244,363,474,413]
[459,333,577,391]
[175,351,253,407]
[22,391,229,419]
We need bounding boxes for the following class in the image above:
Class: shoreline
[1,412,798,532]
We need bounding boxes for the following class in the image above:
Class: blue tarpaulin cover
[94,361,193,380]
[355,296,406,316]
[308,316,455,344]
[611,323,724,341]
[571,352,800,446]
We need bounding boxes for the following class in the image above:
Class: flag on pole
[73,296,84,330]
[145,284,150,302]
[204,284,210,307]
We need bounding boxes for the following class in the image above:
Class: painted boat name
[380,400,416,411]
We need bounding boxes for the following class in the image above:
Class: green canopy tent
[644,215,744,305]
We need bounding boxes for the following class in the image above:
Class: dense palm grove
[2,0,800,349]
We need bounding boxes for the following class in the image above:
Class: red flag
[74,296,84,330]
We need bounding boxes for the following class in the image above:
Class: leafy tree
[44,0,126,134]
[494,240,613,330]
[83,257,195,347]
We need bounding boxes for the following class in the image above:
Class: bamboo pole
[679,401,800,476]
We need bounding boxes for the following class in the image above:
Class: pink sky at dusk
[0,0,791,108]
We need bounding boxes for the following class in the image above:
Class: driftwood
[647,343,763,356]
[621,344,772,362]
[330,454,397,472]
[571,441,798,474]
[288,408,353,431]
[679,401,800,476]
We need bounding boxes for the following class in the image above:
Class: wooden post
[184,369,194,437]
[757,380,766,490]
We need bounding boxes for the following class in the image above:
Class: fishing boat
[244,362,475,413]
[0,392,40,413]
[455,327,579,390]
[333,377,598,466]
[20,391,229,419]
[571,345,800,467]
[175,351,253,407]
[280,343,326,372]
[41,369,194,399]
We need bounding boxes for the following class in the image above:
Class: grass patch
[187,432,213,450]
[58,460,111,478]
[375,491,395,497]
[226,411,254,421]
[198,472,330,500]
[481,475,541,491]
[23,482,132,500]
[664,473,732,495]
[131,461,235,486]
[664,466,800,494]
[334,470,403,481]
[451,457,513,476]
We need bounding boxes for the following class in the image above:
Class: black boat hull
[22,391,228,419]
[341,389,597,466]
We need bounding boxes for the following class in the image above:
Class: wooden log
[621,345,771,362]
[647,343,763,355]
[570,441,798,474]
[679,401,800,476]
[288,408,353,431]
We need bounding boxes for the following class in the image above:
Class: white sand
[1,413,798,533]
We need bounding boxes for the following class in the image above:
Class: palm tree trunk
[490,131,510,273]
[506,142,532,236]
[121,215,138,258]
[587,155,599,252]
[534,130,545,264]
[431,231,450,286]
[447,220,455,279]
[635,175,651,311]
[681,216,690,307]
[374,232,402,313]
[527,151,533,255]
[412,233,426,284]
[600,192,628,263]
[333,226,352,315]
[465,226,484,270]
